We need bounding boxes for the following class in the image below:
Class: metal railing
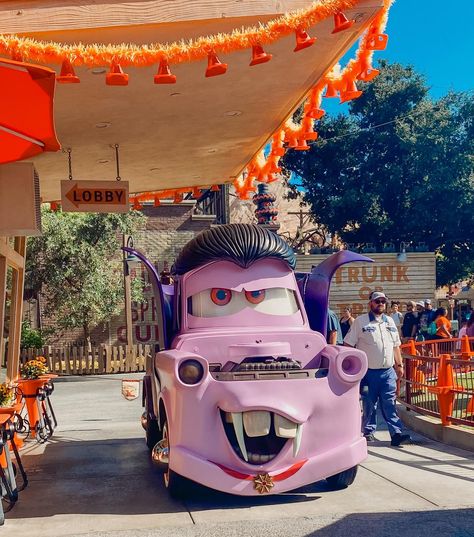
[398,336,474,427]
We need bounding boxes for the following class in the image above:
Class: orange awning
[0,58,60,164]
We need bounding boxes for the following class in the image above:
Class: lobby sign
[61,180,129,213]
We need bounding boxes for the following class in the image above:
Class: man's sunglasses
[373,299,387,304]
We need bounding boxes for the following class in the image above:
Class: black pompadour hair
[173,223,296,275]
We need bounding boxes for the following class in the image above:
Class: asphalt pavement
[4,374,474,537]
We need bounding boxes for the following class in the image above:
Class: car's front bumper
[170,436,367,495]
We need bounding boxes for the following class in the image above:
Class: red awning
[0,58,60,164]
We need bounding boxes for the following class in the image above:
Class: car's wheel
[326,465,358,489]
[162,421,190,498]
[145,416,161,450]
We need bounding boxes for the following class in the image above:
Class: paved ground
[4,374,474,536]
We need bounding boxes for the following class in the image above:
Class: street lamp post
[122,235,135,357]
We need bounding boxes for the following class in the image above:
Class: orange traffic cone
[205,52,227,77]
[132,198,142,210]
[249,44,272,66]
[340,79,363,103]
[357,67,380,82]
[210,184,220,192]
[324,81,339,98]
[192,187,201,199]
[304,105,325,119]
[106,61,129,86]
[332,12,355,34]
[294,29,317,52]
[154,59,177,84]
[153,196,161,207]
[173,192,183,203]
[295,139,310,151]
[367,33,389,50]
[57,59,80,84]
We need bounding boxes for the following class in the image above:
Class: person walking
[431,307,452,339]
[417,299,436,340]
[339,307,354,339]
[344,291,411,447]
[390,301,403,335]
[401,301,418,342]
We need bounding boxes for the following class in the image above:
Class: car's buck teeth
[243,411,271,437]
[293,423,303,457]
[274,414,298,438]
[231,412,248,462]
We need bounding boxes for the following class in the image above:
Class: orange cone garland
[106,61,129,86]
[249,44,272,66]
[324,81,339,98]
[57,59,80,84]
[294,29,317,52]
[332,12,355,34]
[154,59,177,84]
[340,79,363,103]
[205,52,227,77]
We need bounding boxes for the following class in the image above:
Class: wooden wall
[296,252,436,317]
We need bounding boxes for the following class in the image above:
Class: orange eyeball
[245,289,266,304]
[210,288,232,306]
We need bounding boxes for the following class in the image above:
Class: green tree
[282,61,474,286]
[26,210,145,345]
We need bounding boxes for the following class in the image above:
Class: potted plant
[20,357,48,380]
[0,383,14,408]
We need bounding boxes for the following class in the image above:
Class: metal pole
[122,235,134,351]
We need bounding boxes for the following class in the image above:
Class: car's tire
[145,416,161,450]
[326,465,358,489]
[162,421,191,498]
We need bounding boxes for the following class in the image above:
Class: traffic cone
[154,59,177,84]
[324,81,339,98]
[106,62,129,86]
[249,44,272,66]
[57,59,80,84]
[340,79,363,103]
[153,196,161,207]
[205,52,227,77]
[357,67,380,82]
[367,33,388,50]
[332,12,355,34]
[294,29,316,52]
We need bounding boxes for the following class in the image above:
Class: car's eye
[210,288,232,306]
[245,289,266,304]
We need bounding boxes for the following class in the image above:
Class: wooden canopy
[0,0,385,200]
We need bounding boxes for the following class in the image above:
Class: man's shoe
[391,433,411,446]
[364,433,376,442]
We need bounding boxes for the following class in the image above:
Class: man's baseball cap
[424,299,432,304]
[416,301,425,307]
[369,291,387,301]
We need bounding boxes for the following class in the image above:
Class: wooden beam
[6,237,26,382]
[0,0,312,34]
[0,239,25,271]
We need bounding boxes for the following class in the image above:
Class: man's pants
[361,367,403,437]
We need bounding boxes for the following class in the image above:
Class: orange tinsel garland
[232,0,393,200]
[0,0,359,67]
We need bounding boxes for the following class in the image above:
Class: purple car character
[125,224,372,497]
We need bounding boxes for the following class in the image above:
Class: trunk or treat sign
[122,379,140,400]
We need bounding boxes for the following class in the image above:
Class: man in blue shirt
[327,308,343,344]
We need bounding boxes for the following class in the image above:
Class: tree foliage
[282,61,474,286]
[26,210,145,342]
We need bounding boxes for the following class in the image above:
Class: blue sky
[323,0,474,116]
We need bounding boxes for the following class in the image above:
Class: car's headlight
[178,359,204,385]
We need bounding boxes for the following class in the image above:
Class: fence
[19,344,153,375]
[398,336,474,428]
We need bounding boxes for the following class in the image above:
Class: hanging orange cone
[294,29,317,52]
[192,187,201,199]
[153,196,161,207]
[132,198,142,210]
[332,12,355,34]
[57,59,80,84]
[367,33,389,50]
[205,52,227,77]
[304,104,325,119]
[324,81,339,98]
[154,59,177,84]
[210,184,220,192]
[295,139,310,151]
[285,132,299,148]
[50,201,60,211]
[357,66,380,82]
[106,61,129,86]
[249,44,272,66]
[173,192,183,203]
[340,79,363,103]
